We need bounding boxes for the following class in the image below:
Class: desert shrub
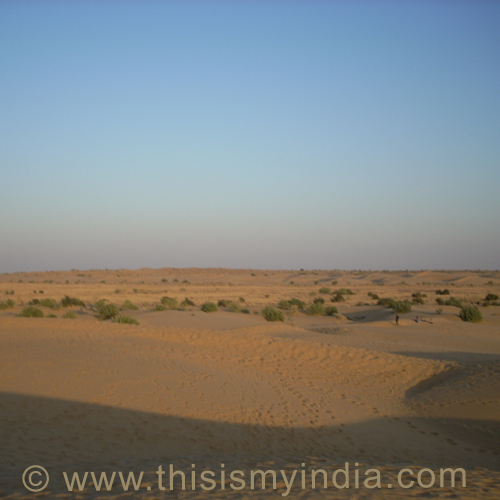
[412,296,425,305]
[325,306,338,316]
[392,300,412,313]
[337,288,354,295]
[181,298,195,307]
[436,308,443,315]
[62,311,78,319]
[459,305,482,323]
[367,292,379,300]
[19,306,44,318]
[122,300,138,310]
[96,301,119,320]
[241,308,250,314]
[201,302,217,312]
[152,304,167,311]
[444,297,462,308]
[29,298,39,304]
[61,296,85,308]
[378,298,396,308]
[319,287,331,294]
[331,280,338,285]
[307,302,325,316]
[47,313,57,318]
[313,297,325,305]
[261,306,284,322]
[435,298,445,305]
[38,298,57,308]
[486,293,499,301]
[331,292,346,302]
[239,297,245,303]
[0,299,15,310]
[112,315,140,325]
[160,296,178,309]
[227,301,242,312]
[435,289,450,295]
[289,298,306,309]
[217,299,229,307]
[277,299,292,310]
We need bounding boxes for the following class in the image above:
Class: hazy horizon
[1,2,499,273]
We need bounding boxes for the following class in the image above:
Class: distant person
[395,315,399,326]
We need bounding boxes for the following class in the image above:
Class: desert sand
[0,268,499,499]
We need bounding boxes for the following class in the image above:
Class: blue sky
[1,1,499,272]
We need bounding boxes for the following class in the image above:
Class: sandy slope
[0,268,499,498]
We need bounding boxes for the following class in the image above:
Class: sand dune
[1,268,499,498]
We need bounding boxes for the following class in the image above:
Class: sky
[1,1,499,273]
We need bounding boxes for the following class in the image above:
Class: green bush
[160,296,178,309]
[444,297,462,308]
[181,298,196,307]
[39,298,57,308]
[313,297,325,305]
[261,306,284,322]
[277,299,293,310]
[367,292,379,300]
[307,302,326,316]
[325,306,338,316]
[112,315,140,325]
[331,292,346,302]
[459,305,482,323]
[122,300,138,310]
[319,287,331,294]
[218,299,229,307]
[201,302,218,312]
[152,304,167,311]
[412,296,425,305]
[378,298,396,308]
[61,296,85,308]
[19,306,44,318]
[96,301,119,320]
[486,293,499,301]
[62,311,78,319]
[392,300,412,313]
[0,299,15,310]
[227,301,242,312]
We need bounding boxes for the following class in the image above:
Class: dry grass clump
[112,315,140,325]
[96,300,119,320]
[0,299,15,310]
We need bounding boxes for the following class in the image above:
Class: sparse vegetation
[313,297,325,305]
[62,311,78,319]
[319,287,331,294]
[367,292,379,300]
[122,300,138,310]
[241,308,250,314]
[261,306,284,322]
[61,296,85,308]
[325,306,338,316]
[392,300,412,313]
[19,306,44,318]
[201,302,217,312]
[436,308,443,315]
[181,298,196,307]
[486,293,499,301]
[459,305,482,323]
[0,299,15,310]
[96,301,119,320]
[160,296,179,309]
[307,302,326,316]
[435,289,450,295]
[112,315,140,325]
